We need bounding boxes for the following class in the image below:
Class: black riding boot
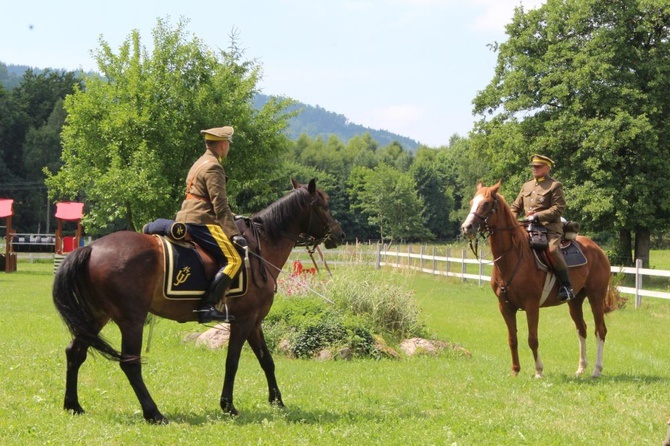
[197,271,235,323]
[555,268,576,301]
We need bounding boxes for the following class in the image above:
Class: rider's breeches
[548,232,567,270]
[186,224,242,279]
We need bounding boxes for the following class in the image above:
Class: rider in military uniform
[511,154,576,301]
[175,125,246,322]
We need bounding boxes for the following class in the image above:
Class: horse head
[460,180,503,240]
[290,178,345,249]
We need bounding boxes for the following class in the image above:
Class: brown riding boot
[197,271,235,323]
[555,268,575,301]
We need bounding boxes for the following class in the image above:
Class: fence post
[635,258,642,308]
[432,246,437,275]
[395,244,399,268]
[479,249,484,286]
[376,243,381,269]
[461,249,467,283]
[446,247,451,277]
[408,245,412,268]
[420,245,425,271]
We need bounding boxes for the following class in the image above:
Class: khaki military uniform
[511,176,565,234]
[511,175,567,269]
[175,150,239,238]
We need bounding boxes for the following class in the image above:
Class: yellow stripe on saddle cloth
[156,236,248,300]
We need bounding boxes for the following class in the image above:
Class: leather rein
[283,196,336,253]
[248,196,336,289]
[467,194,524,295]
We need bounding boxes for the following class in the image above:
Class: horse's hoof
[146,415,169,425]
[221,398,239,416]
[223,407,239,417]
[64,403,85,415]
[271,400,286,409]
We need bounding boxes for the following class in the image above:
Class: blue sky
[1,0,545,147]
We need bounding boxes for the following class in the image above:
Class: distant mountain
[0,63,34,89]
[254,94,419,152]
[0,62,420,151]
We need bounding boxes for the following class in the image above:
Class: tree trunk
[634,228,651,268]
[126,202,136,232]
[614,228,633,266]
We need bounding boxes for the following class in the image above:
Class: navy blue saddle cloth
[157,236,247,300]
[561,241,587,267]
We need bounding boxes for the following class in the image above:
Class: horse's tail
[604,279,622,314]
[53,246,123,361]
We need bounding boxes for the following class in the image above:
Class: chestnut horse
[53,179,344,423]
[461,181,617,378]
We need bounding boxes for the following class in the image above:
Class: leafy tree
[410,147,457,239]
[376,141,413,172]
[346,133,378,169]
[45,18,293,234]
[3,69,79,178]
[440,134,500,221]
[0,84,13,181]
[472,0,670,266]
[349,163,433,242]
[0,69,78,232]
[16,99,68,232]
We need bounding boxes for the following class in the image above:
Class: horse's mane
[481,185,527,249]
[251,187,313,242]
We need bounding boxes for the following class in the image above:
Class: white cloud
[471,0,547,32]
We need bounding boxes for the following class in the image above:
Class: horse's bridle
[467,195,500,256]
[466,193,524,298]
[295,196,337,253]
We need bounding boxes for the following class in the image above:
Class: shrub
[264,267,426,358]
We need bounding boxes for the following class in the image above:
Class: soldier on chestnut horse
[461,180,618,378]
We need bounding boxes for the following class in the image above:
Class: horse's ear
[476,182,483,191]
[491,179,503,194]
[291,178,301,190]
[308,179,316,193]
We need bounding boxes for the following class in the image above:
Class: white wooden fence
[290,243,670,308]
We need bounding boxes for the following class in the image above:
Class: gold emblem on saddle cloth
[173,267,192,286]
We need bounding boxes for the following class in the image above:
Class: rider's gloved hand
[232,235,247,258]
[526,214,538,222]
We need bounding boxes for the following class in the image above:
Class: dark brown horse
[53,179,344,423]
[460,181,617,378]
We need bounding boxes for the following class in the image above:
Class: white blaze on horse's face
[461,194,486,237]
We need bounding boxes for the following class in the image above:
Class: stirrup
[195,303,235,323]
[558,286,575,301]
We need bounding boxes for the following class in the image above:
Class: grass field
[0,260,669,445]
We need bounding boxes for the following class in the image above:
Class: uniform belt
[185,193,210,202]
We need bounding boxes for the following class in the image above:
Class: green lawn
[0,260,668,445]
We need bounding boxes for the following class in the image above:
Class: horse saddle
[531,240,588,271]
[155,235,248,300]
[528,220,587,271]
